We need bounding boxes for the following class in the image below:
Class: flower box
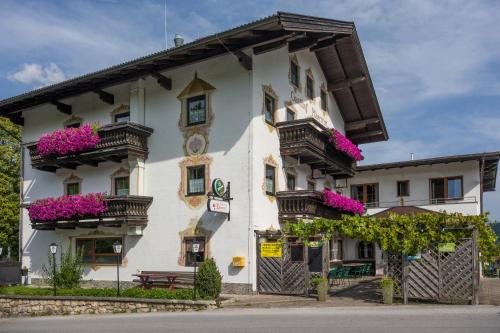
[322,189,364,215]
[37,124,100,158]
[329,129,364,161]
[28,193,107,222]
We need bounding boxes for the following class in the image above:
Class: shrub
[379,277,394,289]
[195,258,222,299]
[310,276,328,287]
[0,286,193,300]
[42,246,84,289]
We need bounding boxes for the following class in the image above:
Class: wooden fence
[387,235,479,304]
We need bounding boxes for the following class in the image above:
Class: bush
[0,286,193,300]
[195,258,222,299]
[42,246,84,289]
[310,276,328,287]
[379,277,393,289]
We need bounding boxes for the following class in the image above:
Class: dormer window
[187,95,207,126]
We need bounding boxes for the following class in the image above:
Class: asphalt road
[1,306,499,333]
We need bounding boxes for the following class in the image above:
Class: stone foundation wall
[0,295,216,318]
[221,283,254,294]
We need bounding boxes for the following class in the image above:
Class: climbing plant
[285,212,499,261]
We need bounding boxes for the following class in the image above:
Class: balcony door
[351,183,379,207]
[430,176,463,203]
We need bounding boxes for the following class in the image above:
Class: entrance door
[307,245,323,273]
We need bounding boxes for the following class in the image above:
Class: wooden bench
[132,271,195,290]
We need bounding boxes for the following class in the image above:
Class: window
[187,95,207,126]
[397,180,410,197]
[264,93,275,125]
[357,241,374,259]
[307,180,316,191]
[184,237,205,266]
[290,60,299,87]
[187,165,205,195]
[286,173,296,191]
[286,108,295,122]
[66,182,80,195]
[306,75,314,99]
[430,176,463,202]
[76,238,122,264]
[351,183,378,207]
[290,243,304,262]
[114,112,130,123]
[330,238,343,261]
[320,89,328,111]
[265,164,275,195]
[114,176,129,196]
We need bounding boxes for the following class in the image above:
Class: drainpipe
[246,67,254,293]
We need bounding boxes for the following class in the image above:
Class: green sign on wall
[438,243,456,253]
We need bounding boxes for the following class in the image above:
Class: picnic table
[132,271,195,290]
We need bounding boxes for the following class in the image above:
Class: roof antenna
[164,0,168,49]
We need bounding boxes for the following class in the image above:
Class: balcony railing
[27,122,154,172]
[362,196,478,209]
[30,195,153,230]
[277,190,344,222]
[276,118,355,178]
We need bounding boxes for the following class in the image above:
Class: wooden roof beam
[151,72,172,90]
[253,39,287,55]
[328,76,366,91]
[345,118,380,132]
[234,50,252,71]
[288,36,318,52]
[94,89,114,105]
[10,115,24,126]
[348,130,384,140]
[51,101,72,115]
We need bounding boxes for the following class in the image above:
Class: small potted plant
[380,277,394,304]
[311,276,329,302]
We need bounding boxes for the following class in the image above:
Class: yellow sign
[438,243,456,253]
[232,256,246,267]
[260,242,282,258]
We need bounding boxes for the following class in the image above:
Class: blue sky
[0,0,499,219]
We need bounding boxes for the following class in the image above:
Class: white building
[0,12,498,294]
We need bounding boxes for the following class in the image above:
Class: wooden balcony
[27,122,154,172]
[31,195,153,230]
[276,118,355,178]
[277,190,342,222]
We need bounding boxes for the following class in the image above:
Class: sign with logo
[260,242,282,258]
[438,243,456,253]
[212,178,225,197]
[207,198,230,214]
[308,241,321,248]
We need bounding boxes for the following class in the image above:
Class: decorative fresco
[177,73,215,155]
[177,218,212,266]
[178,155,212,208]
[63,115,83,128]
[261,84,279,132]
[110,104,130,122]
[262,154,279,203]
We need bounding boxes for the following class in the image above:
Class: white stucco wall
[20,45,348,290]
[346,161,481,216]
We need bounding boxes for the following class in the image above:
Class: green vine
[285,212,499,261]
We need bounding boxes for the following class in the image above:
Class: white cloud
[8,63,66,87]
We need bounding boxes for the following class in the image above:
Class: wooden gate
[257,240,307,295]
[387,237,478,304]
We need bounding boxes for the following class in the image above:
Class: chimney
[411,153,415,161]
[174,33,184,47]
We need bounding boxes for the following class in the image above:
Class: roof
[0,12,387,144]
[371,206,437,217]
[356,151,500,192]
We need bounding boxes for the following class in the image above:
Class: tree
[0,117,21,260]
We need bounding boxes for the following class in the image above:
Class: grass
[0,285,199,300]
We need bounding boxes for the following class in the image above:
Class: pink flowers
[329,129,364,161]
[323,189,364,215]
[36,124,100,157]
[28,193,107,222]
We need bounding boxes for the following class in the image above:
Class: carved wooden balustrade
[31,195,153,230]
[26,122,153,172]
[276,118,355,178]
[277,190,342,222]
